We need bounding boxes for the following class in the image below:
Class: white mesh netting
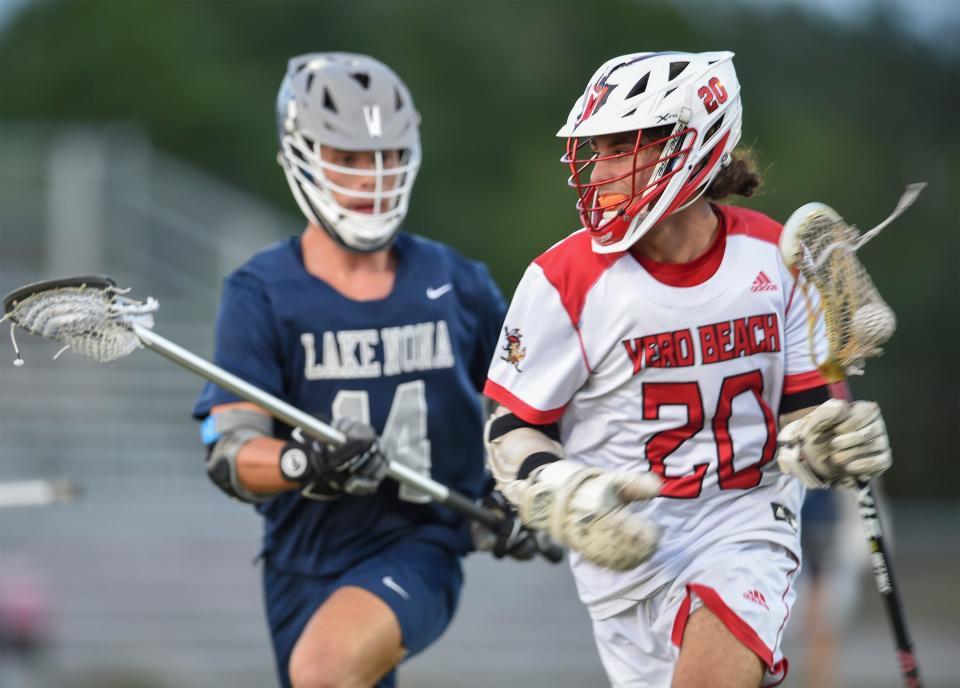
[3,285,157,363]
[793,184,923,378]
[797,211,895,373]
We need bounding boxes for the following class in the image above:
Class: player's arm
[776,386,891,488]
[484,405,661,571]
[208,403,293,497]
[202,401,388,503]
[481,260,661,570]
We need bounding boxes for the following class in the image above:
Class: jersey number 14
[331,380,432,504]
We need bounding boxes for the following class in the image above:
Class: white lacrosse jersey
[484,204,829,620]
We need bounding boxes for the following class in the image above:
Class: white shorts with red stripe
[590,539,800,688]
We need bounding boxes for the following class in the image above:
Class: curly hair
[636,128,762,201]
[705,148,762,200]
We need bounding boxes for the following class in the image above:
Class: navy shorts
[262,538,463,688]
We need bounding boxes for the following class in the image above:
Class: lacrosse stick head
[2,275,157,364]
[779,202,897,381]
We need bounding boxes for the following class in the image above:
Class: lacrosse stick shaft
[829,381,922,688]
[133,325,564,562]
[0,480,78,508]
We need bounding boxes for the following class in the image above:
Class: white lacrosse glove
[514,460,661,571]
[777,399,892,488]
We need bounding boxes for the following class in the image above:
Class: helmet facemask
[280,131,420,253]
[563,124,693,247]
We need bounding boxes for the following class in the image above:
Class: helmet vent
[350,72,371,89]
[704,115,725,143]
[306,73,315,93]
[323,88,338,113]
[662,87,677,99]
[626,73,650,99]
[668,62,689,80]
[394,87,404,111]
[621,108,636,118]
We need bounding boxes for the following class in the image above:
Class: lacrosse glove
[471,489,540,561]
[515,460,662,571]
[777,399,892,488]
[279,418,388,498]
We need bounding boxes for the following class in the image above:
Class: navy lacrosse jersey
[193,232,506,577]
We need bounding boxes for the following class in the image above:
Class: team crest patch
[771,502,798,530]
[500,326,527,371]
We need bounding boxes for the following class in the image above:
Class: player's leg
[671,606,764,688]
[797,489,839,688]
[288,586,405,688]
[668,540,800,688]
[262,561,337,688]
[286,538,463,688]
[263,561,401,688]
[794,489,867,688]
[801,579,835,688]
[590,596,769,688]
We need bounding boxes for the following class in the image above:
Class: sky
[736,0,958,41]
[0,0,956,43]
[0,0,27,29]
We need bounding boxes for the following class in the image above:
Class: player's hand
[471,490,540,561]
[777,399,892,488]
[284,419,388,498]
[514,460,662,571]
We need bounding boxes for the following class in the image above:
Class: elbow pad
[202,409,276,504]
[484,405,565,505]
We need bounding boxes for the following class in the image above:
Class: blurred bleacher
[0,123,294,485]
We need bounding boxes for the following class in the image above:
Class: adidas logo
[743,589,769,610]
[751,271,777,292]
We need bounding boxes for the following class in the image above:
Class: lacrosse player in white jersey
[483,51,892,687]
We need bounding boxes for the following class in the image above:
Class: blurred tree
[1,0,956,497]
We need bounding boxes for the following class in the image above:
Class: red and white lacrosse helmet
[558,51,742,253]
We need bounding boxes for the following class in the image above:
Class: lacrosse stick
[1,276,562,563]
[780,183,925,688]
[0,480,80,508]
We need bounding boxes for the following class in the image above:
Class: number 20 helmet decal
[557,51,742,253]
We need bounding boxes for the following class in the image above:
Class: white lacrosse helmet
[558,51,742,253]
[277,53,422,252]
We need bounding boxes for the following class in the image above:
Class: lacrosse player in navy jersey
[193,53,529,688]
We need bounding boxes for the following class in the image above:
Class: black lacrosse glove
[471,489,539,561]
[279,419,388,499]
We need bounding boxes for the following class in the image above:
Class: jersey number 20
[331,380,432,504]
[643,370,777,498]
